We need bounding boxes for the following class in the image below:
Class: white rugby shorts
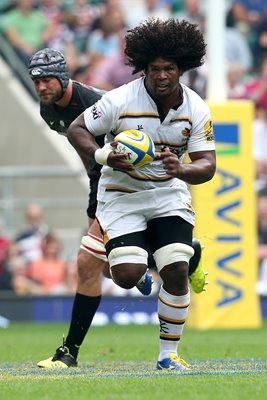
[96,187,195,241]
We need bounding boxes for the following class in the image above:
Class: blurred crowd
[0,0,267,296]
[0,203,161,296]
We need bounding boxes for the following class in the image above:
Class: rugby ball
[114,130,155,168]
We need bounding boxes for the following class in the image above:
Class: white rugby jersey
[83,77,215,202]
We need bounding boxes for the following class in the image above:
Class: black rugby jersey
[40,80,105,177]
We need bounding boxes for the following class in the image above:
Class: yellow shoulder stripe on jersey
[170,116,193,124]
[118,112,159,119]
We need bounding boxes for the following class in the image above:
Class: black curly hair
[124,18,206,74]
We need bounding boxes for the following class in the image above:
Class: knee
[108,245,148,289]
[160,262,189,289]
[111,264,146,289]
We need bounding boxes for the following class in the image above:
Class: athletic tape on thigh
[154,243,194,272]
[108,246,148,267]
[80,233,108,261]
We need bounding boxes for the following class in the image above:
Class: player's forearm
[67,119,99,161]
[177,159,216,185]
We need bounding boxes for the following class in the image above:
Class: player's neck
[55,80,73,108]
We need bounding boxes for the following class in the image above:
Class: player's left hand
[161,147,183,177]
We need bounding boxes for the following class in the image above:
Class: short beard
[40,89,63,104]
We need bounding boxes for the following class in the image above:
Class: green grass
[1,322,267,400]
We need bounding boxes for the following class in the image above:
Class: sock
[137,271,147,285]
[65,293,101,359]
[157,286,190,361]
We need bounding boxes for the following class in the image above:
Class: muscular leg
[38,219,107,367]
[157,261,190,370]
[64,219,106,359]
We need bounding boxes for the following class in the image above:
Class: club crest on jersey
[181,128,190,137]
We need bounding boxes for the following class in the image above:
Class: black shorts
[86,165,101,219]
[105,216,193,258]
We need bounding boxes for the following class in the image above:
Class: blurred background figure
[27,233,71,295]
[240,55,267,116]
[227,64,247,99]
[121,0,171,28]
[173,0,203,24]
[228,0,267,52]
[89,33,141,90]
[7,242,31,295]
[63,0,100,58]
[15,203,49,265]
[255,188,267,296]
[40,0,78,76]
[0,0,51,65]
[0,217,12,291]
[252,9,267,68]
[85,3,125,79]
[253,108,267,189]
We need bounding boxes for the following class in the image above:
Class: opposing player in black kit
[28,48,206,369]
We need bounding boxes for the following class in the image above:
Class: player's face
[145,57,182,102]
[33,77,63,104]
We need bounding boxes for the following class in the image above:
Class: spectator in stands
[7,242,32,295]
[27,233,70,295]
[240,55,267,115]
[181,13,253,98]
[227,64,247,99]
[173,0,203,25]
[121,0,171,28]
[85,5,125,75]
[40,1,78,77]
[89,33,140,90]
[230,0,267,38]
[1,0,52,65]
[227,0,267,61]
[63,0,100,57]
[39,0,62,22]
[0,218,12,290]
[255,188,267,296]
[253,11,267,68]
[15,203,49,265]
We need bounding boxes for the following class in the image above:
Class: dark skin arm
[161,147,216,184]
[68,114,216,180]
[67,113,134,171]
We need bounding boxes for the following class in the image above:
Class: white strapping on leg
[80,233,108,261]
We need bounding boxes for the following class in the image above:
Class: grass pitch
[0,322,267,399]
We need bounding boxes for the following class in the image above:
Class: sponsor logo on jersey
[204,120,214,142]
[92,105,102,120]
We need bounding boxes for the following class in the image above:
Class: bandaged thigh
[108,246,148,268]
[80,233,108,262]
[154,243,194,272]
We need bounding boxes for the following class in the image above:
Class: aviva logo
[214,123,239,156]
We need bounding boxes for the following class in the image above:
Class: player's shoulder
[101,78,144,105]
[73,80,104,92]
[72,80,104,98]
[181,83,210,112]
